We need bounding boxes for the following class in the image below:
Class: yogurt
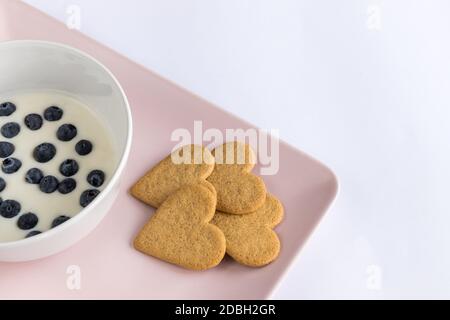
[0,91,116,242]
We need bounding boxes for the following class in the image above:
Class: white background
[23,0,450,299]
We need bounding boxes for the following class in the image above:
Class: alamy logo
[66,5,82,30]
[366,264,383,291]
[366,4,382,31]
[171,121,280,175]
[66,265,81,290]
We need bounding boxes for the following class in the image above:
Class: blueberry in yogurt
[0,177,5,192]
[51,215,70,228]
[39,175,59,194]
[75,139,93,156]
[44,106,63,121]
[17,213,39,230]
[0,199,21,218]
[59,159,79,177]
[25,168,44,184]
[1,122,20,138]
[57,124,77,141]
[87,170,105,188]
[33,143,56,163]
[58,178,77,194]
[0,92,116,243]
[24,113,43,131]
[26,230,42,238]
[80,189,100,208]
[2,158,22,174]
[0,141,15,158]
[0,102,16,116]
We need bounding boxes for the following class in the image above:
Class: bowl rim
[0,40,133,249]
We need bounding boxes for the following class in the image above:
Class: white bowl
[0,40,132,262]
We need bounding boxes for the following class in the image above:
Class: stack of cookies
[130,142,284,271]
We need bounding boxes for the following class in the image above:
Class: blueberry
[58,178,77,194]
[1,122,20,138]
[75,140,93,156]
[0,200,21,218]
[25,168,44,184]
[0,142,15,158]
[57,124,77,141]
[59,159,79,177]
[26,230,42,238]
[0,177,6,192]
[2,158,21,174]
[51,215,70,228]
[0,102,16,116]
[33,143,56,163]
[87,170,105,187]
[17,213,39,230]
[24,114,43,130]
[80,189,100,208]
[44,106,63,121]
[39,175,59,193]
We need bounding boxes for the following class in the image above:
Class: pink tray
[0,0,337,299]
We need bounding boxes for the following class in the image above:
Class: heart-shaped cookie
[131,144,215,207]
[207,142,266,214]
[134,182,226,270]
[212,194,283,267]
